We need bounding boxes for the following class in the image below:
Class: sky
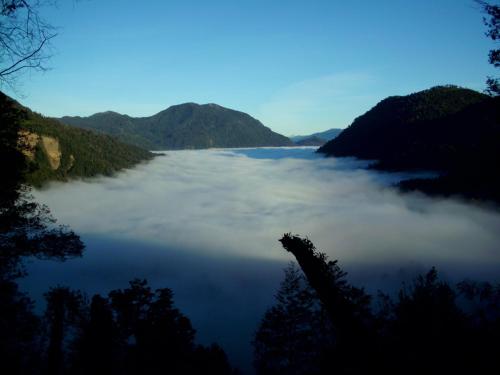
[23,148,500,373]
[3,0,498,135]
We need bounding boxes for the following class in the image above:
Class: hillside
[60,103,293,150]
[294,136,326,146]
[1,92,154,187]
[290,128,342,143]
[318,86,500,203]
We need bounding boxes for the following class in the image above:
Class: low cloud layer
[34,148,500,274]
[23,147,500,373]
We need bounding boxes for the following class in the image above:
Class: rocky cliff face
[18,130,66,171]
[3,90,154,187]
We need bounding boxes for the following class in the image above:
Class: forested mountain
[290,128,343,143]
[60,103,293,150]
[317,86,500,203]
[0,92,154,187]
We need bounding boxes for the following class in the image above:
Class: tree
[279,234,372,348]
[477,1,500,95]
[71,294,116,375]
[253,263,334,375]
[387,268,467,374]
[108,279,197,374]
[273,234,500,375]
[0,0,57,89]
[0,277,43,374]
[0,86,83,375]
[0,92,84,282]
[44,287,86,375]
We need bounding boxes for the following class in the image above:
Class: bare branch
[0,32,54,76]
[0,0,57,88]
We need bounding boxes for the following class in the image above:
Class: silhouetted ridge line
[318,85,500,203]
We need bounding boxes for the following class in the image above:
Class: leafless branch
[0,0,57,88]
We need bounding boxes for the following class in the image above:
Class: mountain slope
[294,136,326,146]
[318,85,500,203]
[290,128,342,143]
[1,92,154,187]
[60,103,293,150]
[318,86,491,169]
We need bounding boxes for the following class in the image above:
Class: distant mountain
[0,92,154,187]
[290,128,343,143]
[293,136,326,146]
[60,103,293,150]
[318,85,500,203]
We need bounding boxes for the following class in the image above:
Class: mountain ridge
[59,103,293,150]
[318,85,500,203]
[0,91,154,187]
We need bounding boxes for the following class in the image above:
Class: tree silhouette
[107,278,235,375]
[253,263,334,375]
[191,343,235,375]
[279,234,372,360]
[262,234,500,375]
[477,1,500,95]
[44,287,86,375]
[383,268,467,374]
[0,277,43,374]
[0,92,84,281]
[0,86,83,375]
[71,294,117,375]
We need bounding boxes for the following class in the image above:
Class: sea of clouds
[22,147,500,373]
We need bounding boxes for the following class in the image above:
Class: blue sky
[4,0,498,135]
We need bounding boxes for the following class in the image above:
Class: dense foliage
[60,102,293,150]
[254,235,500,375]
[253,263,334,375]
[477,0,500,95]
[0,91,154,187]
[1,86,84,374]
[318,86,500,203]
[37,280,234,375]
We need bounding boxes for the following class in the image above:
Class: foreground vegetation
[254,235,500,375]
[2,278,235,375]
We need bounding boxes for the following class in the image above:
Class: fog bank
[23,147,500,373]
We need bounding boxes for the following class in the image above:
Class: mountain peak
[59,102,292,150]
